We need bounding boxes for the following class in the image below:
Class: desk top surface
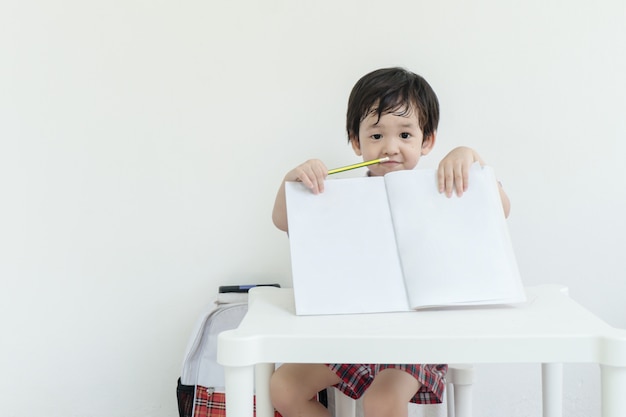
[218,285,626,366]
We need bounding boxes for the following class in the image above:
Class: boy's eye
[400,132,411,139]
[371,134,382,140]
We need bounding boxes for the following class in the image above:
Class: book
[285,163,525,315]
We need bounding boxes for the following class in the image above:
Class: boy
[270,67,510,417]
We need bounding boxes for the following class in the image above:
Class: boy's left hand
[437,146,485,197]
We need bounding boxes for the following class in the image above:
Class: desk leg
[541,363,562,417]
[224,365,254,417]
[255,363,275,417]
[601,365,626,417]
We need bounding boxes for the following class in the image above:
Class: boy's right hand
[285,159,328,194]
[273,159,328,232]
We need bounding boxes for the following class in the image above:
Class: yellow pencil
[327,157,390,175]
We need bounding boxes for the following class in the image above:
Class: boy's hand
[437,146,485,197]
[285,159,328,194]
[273,159,328,231]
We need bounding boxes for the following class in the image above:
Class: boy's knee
[269,367,307,412]
[269,370,290,410]
[362,392,391,417]
[362,390,407,417]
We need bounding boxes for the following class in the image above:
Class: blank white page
[384,164,524,308]
[285,178,410,315]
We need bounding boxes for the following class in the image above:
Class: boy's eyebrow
[365,121,418,129]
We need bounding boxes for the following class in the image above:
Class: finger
[307,174,322,194]
[437,164,446,193]
[437,162,454,195]
[303,162,327,194]
[297,173,313,191]
[462,163,470,192]
[444,165,455,197]
[454,162,465,197]
[296,169,317,193]
[309,170,324,194]
[313,164,327,193]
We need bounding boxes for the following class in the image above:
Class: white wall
[0,1,624,416]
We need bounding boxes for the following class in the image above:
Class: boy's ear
[421,132,436,155]
[350,134,362,156]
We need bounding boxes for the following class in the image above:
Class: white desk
[217,285,626,417]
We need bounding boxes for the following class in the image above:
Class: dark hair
[346,67,439,142]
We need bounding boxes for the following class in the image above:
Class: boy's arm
[437,146,511,218]
[272,159,328,232]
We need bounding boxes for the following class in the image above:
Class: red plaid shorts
[190,388,282,417]
[327,363,448,404]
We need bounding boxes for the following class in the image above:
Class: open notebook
[285,163,525,315]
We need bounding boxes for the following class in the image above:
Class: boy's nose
[382,138,400,155]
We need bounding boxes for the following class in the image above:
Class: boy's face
[350,106,435,177]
